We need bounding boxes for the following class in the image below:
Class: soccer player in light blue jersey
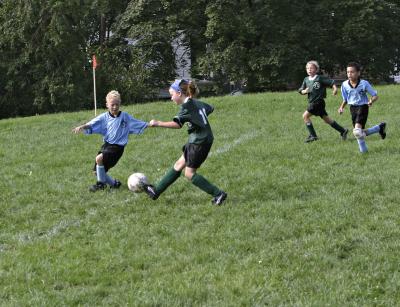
[338,62,386,153]
[73,90,148,191]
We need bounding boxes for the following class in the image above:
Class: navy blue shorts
[93,142,124,172]
[307,100,328,118]
[350,105,369,129]
[182,143,212,169]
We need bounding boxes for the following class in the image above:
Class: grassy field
[1,85,400,306]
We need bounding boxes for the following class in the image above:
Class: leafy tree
[197,0,400,92]
[333,0,400,79]
[93,0,212,101]
[0,0,94,118]
[106,0,180,101]
[197,0,314,92]
[0,0,132,118]
[0,0,399,118]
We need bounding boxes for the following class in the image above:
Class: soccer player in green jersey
[143,79,227,205]
[299,61,348,143]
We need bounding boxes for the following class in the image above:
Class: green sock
[306,122,317,137]
[191,173,220,197]
[330,121,345,134]
[155,168,181,195]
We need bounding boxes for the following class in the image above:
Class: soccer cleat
[89,181,106,192]
[143,184,159,200]
[341,128,349,141]
[304,135,318,143]
[379,122,386,139]
[212,191,227,206]
[110,179,121,189]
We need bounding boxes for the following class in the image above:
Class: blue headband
[170,79,187,92]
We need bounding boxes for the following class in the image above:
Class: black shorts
[93,142,125,172]
[182,143,212,169]
[307,100,328,118]
[350,105,369,129]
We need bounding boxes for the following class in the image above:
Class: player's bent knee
[174,158,186,171]
[95,154,103,164]
[184,172,193,180]
[174,162,185,171]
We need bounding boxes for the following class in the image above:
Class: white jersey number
[199,108,208,125]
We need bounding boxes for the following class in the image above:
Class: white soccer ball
[353,128,366,139]
[127,172,148,192]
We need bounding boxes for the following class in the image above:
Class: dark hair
[179,80,199,98]
[347,62,361,72]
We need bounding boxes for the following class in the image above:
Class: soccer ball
[353,128,366,139]
[127,172,148,192]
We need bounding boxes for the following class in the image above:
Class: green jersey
[298,75,334,104]
[173,98,214,144]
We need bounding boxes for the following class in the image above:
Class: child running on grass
[72,90,148,192]
[143,79,227,205]
[338,62,386,153]
[299,60,348,143]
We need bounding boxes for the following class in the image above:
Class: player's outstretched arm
[72,124,89,133]
[149,119,180,129]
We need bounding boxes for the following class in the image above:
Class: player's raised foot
[379,122,386,139]
[143,184,159,200]
[304,135,318,143]
[110,179,121,189]
[212,191,227,206]
[89,181,106,192]
[341,128,349,141]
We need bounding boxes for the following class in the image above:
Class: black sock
[306,122,317,137]
[330,121,346,134]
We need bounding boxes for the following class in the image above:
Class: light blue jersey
[341,79,377,106]
[85,111,147,146]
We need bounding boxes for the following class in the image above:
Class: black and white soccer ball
[127,172,148,192]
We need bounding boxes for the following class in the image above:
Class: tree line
[0,0,399,119]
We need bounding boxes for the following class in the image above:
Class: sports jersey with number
[341,79,377,106]
[85,111,147,146]
[173,98,214,144]
[298,75,335,104]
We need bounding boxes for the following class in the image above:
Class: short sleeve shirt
[299,75,335,104]
[173,98,214,144]
[341,79,377,106]
[85,111,147,146]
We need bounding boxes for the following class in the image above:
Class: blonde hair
[306,60,320,72]
[106,90,121,104]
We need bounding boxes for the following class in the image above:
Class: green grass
[1,85,400,306]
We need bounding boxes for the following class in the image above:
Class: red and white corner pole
[92,54,98,116]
